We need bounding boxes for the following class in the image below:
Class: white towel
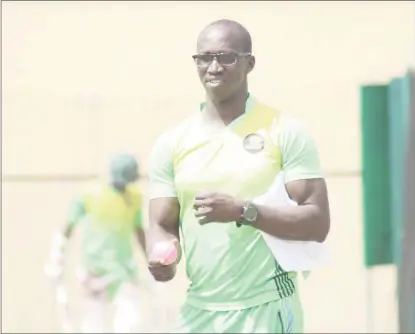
[253,172,331,273]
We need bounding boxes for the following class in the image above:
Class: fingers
[193,198,213,210]
[148,259,169,267]
[148,241,178,281]
[195,190,216,200]
[194,191,215,220]
[193,205,212,217]
[197,215,210,225]
[150,272,175,282]
[148,264,176,282]
[193,205,213,225]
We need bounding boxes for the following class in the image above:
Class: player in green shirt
[45,154,154,333]
[147,19,331,333]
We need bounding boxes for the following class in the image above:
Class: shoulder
[252,100,311,147]
[276,115,315,150]
[249,98,305,141]
[250,97,320,164]
[276,114,310,137]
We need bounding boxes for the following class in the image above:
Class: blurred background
[2,1,415,333]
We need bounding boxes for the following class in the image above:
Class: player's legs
[172,288,303,333]
[112,282,143,333]
[81,294,112,333]
[78,268,113,333]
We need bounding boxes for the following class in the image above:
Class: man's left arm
[133,193,147,253]
[134,210,147,253]
[250,118,330,243]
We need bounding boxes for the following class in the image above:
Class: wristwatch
[236,201,258,227]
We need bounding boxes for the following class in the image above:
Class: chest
[173,130,282,198]
[86,191,137,224]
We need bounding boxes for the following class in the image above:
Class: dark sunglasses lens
[217,53,237,65]
[196,54,214,67]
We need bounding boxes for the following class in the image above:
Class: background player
[45,153,156,333]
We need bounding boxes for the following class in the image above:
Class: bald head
[197,19,252,53]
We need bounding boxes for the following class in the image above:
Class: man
[147,19,330,333]
[45,154,154,333]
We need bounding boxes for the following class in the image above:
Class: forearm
[148,198,182,265]
[135,229,147,254]
[45,226,73,280]
[252,204,329,243]
[62,223,75,239]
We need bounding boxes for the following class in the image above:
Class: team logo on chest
[242,133,265,154]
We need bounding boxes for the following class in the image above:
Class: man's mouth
[206,79,224,86]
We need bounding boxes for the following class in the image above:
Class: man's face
[194,26,255,102]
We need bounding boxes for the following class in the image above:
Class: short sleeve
[276,117,323,183]
[148,132,177,199]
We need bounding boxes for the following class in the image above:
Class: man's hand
[80,272,111,298]
[193,191,243,225]
[148,261,177,282]
[148,240,179,282]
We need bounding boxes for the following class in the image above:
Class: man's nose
[207,58,224,74]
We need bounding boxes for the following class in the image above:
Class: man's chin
[205,85,231,102]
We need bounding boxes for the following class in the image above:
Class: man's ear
[247,55,256,73]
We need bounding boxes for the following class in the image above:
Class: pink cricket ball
[152,241,178,265]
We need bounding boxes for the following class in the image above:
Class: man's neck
[110,182,125,193]
[204,89,249,126]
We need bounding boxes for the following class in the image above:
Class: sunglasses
[192,52,252,68]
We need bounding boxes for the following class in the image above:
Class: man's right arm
[63,196,86,237]
[147,132,181,281]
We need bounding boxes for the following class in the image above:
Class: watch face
[243,203,258,223]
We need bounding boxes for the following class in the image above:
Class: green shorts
[171,289,303,333]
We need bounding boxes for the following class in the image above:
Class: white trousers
[78,270,169,333]
[81,282,143,333]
